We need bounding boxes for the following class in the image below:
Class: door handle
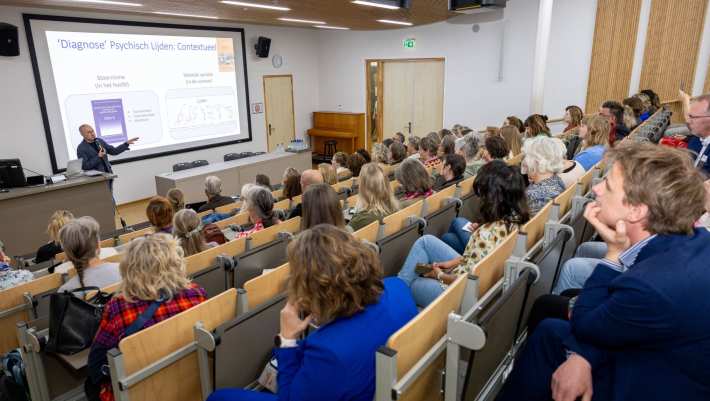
[408,122,412,134]
[268,124,273,135]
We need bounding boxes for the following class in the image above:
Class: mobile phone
[415,263,433,275]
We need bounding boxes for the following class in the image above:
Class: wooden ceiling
[4,0,457,30]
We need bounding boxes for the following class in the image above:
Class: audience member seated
[372,143,389,164]
[685,94,710,175]
[437,134,456,158]
[35,210,74,263]
[207,225,416,401]
[0,240,33,290]
[317,163,337,185]
[288,169,324,219]
[500,125,523,157]
[600,100,629,145]
[522,136,566,215]
[282,168,302,202]
[198,176,235,213]
[355,148,372,163]
[301,183,345,230]
[255,174,273,191]
[561,105,583,138]
[406,135,421,159]
[623,96,643,129]
[57,217,121,293]
[173,209,217,257]
[395,158,434,208]
[331,151,351,178]
[382,138,394,149]
[166,188,185,214]
[574,114,610,171]
[388,141,407,165]
[419,136,441,168]
[438,128,453,140]
[558,154,587,190]
[348,163,399,231]
[394,131,406,143]
[482,135,510,162]
[236,186,281,239]
[458,133,484,178]
[524,114,551,138]
[433,154,466,191]
[498,142,710,401]
[147,196,174,234]
[640,88,661,116]
[347,152,367,177]
[504,115,526,134]
[86,234,207,401]
[399,161,529,306]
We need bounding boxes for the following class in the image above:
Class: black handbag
[46,287,113,355]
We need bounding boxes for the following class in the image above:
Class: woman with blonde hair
[87,234,206,401]
[57,216,121,293]
[500,125,523,158]
[574,114,610,171]
[206,225,416,401]
[166,188,185,213]
[318,163,338,185]
[173,209,215,257]
[348,163,399,231]
[35,210,74,263]
[372,142,389,164]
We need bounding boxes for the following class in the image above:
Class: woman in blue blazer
[208,224,418,401]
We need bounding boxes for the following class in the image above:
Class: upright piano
[307,112,366,160]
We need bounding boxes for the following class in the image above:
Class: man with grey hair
[198,175,235,212]
[76,124,138,174]
[686,93,710,176]
[457,133,484,178]
[287,169,324,219]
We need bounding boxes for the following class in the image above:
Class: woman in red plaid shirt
[85,233,207,401]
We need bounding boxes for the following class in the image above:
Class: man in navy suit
[686,94,710,177]
[497,142,710,401]
[76,124,138,174]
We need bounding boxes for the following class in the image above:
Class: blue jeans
[398,235,461,307]
[441,217,472,254]
[552,241,608,294]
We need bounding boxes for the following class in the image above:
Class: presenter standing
[76,124,138,174]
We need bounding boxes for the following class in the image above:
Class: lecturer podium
[0,174,116,257]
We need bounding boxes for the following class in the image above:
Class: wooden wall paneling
[585,0,643,113]
[640,0,708,115]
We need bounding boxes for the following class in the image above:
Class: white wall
[0,5,320,203]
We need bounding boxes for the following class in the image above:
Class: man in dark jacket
[76,124,138,173]
[686,94,710,177]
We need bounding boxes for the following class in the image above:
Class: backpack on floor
[0,349,29,401]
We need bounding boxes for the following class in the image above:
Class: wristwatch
[274,334,298,348]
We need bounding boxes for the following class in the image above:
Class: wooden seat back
[352,221,379,243]
[457,176,476,197]
[521,202,552,251]
[214,201,242,214]
[386,274,468,401]
[248,217,301,248]
[578,168,594,195]
[214,213,251,230]
[506,153,524,166]
[554,184,576,218]
[119,226,153,244]
[117,288,238,401]
[472,230,518,297]
[243,263,290,310]
[390,179,402,194]
[100,238,116,248]
[184,238,247,277]
[0,273,63,353]
[273,198,291,212]
[332,178,354,193]
[382,200,424,237]
[271,188,284,200]
[196,210,213,219]
[424,185,456,215]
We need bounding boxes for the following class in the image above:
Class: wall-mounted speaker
[255,36,271,58]
[0,23,19,57]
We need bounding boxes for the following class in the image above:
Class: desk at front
[0,175,116,256]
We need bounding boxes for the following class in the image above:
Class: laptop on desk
[65,159,83,178]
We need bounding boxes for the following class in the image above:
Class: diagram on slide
[166,87,240,139]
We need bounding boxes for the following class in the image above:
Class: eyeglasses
[687,114,710,120]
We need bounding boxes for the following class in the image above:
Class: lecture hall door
[263,75,295,152]
[382,59,445,139]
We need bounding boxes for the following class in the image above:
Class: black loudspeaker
[0,23,19,57]
[254,36,271,58]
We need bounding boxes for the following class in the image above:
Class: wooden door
[382,59,444,140]
[263,75,295,152]
[412,60,445,137]
[383,61,415,139]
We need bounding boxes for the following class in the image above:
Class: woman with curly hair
[207,224,417,401]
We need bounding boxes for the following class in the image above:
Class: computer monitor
[0,159,26,189]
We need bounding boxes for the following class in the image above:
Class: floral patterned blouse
[453,220,514,276]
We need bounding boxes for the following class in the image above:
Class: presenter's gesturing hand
[127,137,139,145]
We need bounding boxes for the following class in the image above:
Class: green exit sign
[403,38,416,49]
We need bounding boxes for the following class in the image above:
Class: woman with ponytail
[57,216,121,292]
[173,209,217,257]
